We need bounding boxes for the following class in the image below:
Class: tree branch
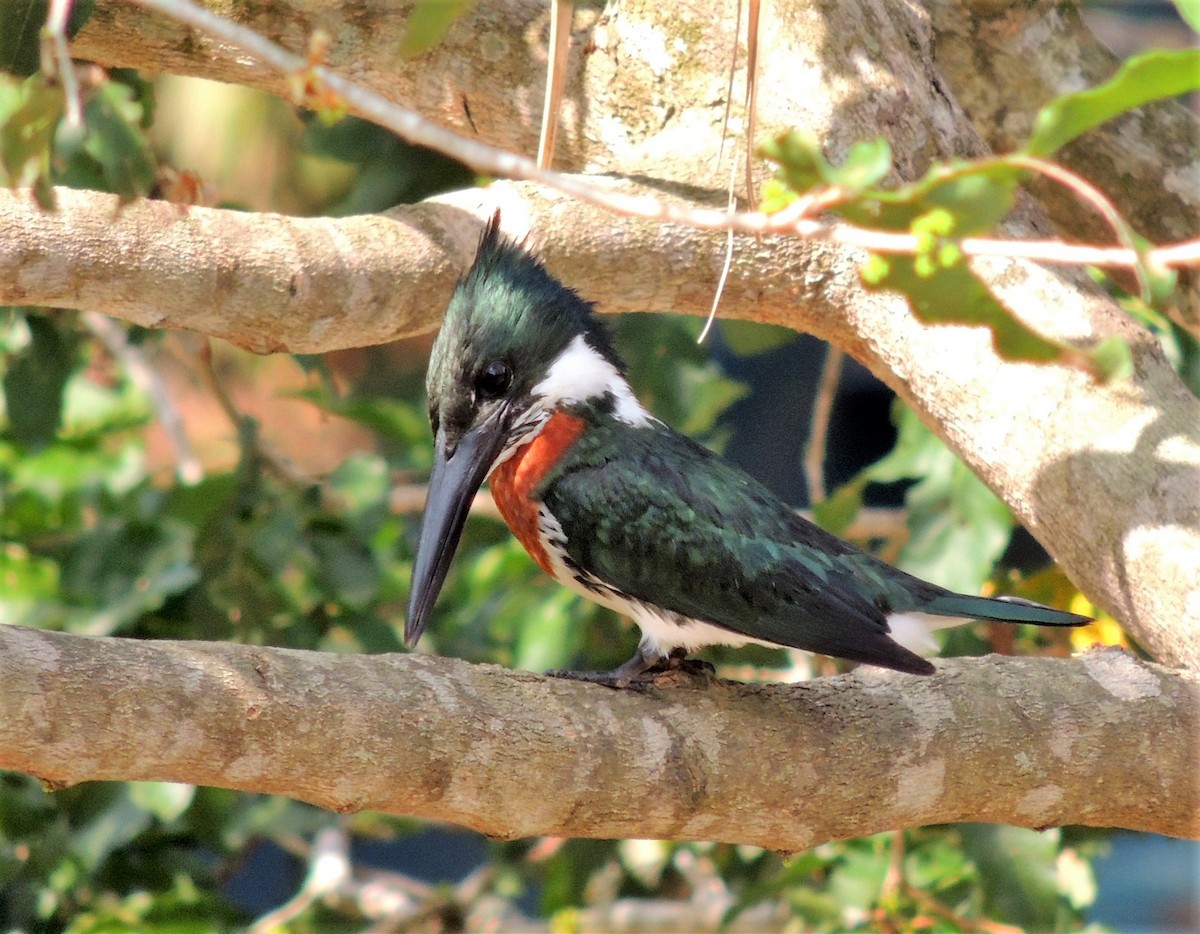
[75,0,1200,285]
[0,624,1195,846]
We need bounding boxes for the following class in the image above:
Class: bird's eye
[475,360,513,400]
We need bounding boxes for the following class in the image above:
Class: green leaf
[828,837,890,911]
[905,830,973,891]
[1025,48,1200,157]
[839,161,1022,237]
[759,133,893,198]
[81,82,157,200]
[400,0,477,58]
[0,544,60,626]
[826,137,892,194]
[0,0,46,77]
[128,782,196,823]
[864,402,1013,592]
[61,366,152,439]
[862,252,1067,366]
[960,825,1063,929]
[0,73,63,205]
[920,164,1021,235]
[1176,0,1200,33]
[811,478,864,537]
[2,313,79,448]
[675,364,747,437]
[0,1,94,77]
[758,129,829,194]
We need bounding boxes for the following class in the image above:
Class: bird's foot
[655,650,717,683]
[548,647,715,689]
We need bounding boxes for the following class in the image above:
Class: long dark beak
[405,419,507,646]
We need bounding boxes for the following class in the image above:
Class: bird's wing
[539,420,934,672]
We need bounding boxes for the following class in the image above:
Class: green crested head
[426,213,626,445]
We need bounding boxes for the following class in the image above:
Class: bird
[405,214,1090,685]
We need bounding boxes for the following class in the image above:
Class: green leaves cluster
[532,826,1097,932]
[0,70,156,207]
[0,314,412,651]
[760,43,1200,381]
[1,0,154,204]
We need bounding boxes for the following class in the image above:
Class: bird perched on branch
[405,214,1089,686]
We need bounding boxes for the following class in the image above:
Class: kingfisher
[405,215,1089,685]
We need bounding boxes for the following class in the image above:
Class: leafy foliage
[761,133,1139,379]
[0,68,157,207]
[861,402,1014,595]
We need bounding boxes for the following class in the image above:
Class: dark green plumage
[535,403,1087,676]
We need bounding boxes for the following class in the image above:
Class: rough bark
[1,624,1196,846]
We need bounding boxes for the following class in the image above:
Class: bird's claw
[547,649,716,689]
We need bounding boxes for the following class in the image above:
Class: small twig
[128,0,1200,273]
[902,882,1023,934]
[743,0,761,210]
[195,340,313,488]
[803,345,843,504]
[41,0,83,126]
[880,829,906,901]
[82,311,203,485]
[250,825,351,933]
[536,0,573,169]
[1002,154,1150,298]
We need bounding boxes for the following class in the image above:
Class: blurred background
[1,0,1197,930]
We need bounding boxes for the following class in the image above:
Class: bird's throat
[489,410,587,575]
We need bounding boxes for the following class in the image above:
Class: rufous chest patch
[489,410,586,575]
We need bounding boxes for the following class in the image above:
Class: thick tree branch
[0,625,1196,846]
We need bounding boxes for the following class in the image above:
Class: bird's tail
[922,593,1092,627]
